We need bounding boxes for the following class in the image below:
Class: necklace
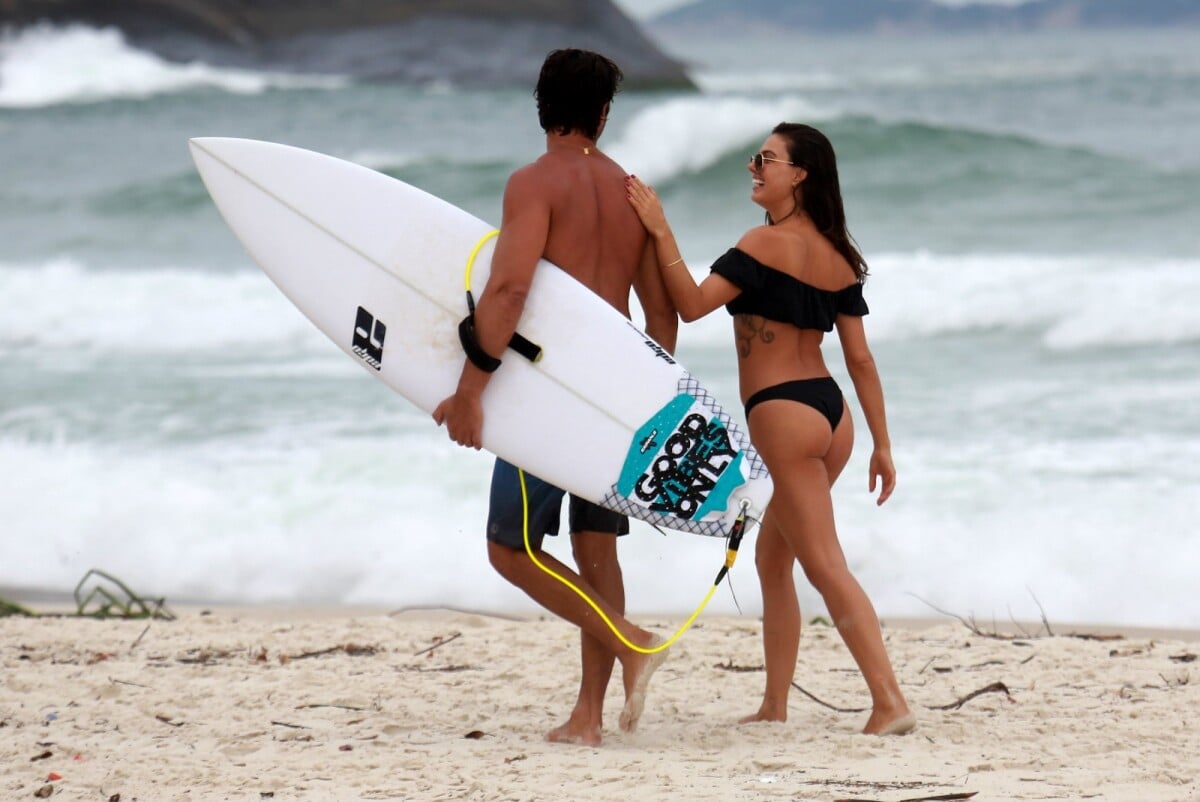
[549,135,596,156]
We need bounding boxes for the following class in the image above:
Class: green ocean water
[1,24,1197,626]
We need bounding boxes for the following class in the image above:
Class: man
[433,49,677,746]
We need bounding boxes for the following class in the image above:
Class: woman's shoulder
[734,226,808,273]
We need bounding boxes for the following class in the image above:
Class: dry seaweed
[0,569,174,620]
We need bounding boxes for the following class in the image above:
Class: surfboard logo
[352,306,386,371]
[617,394,745,521]
[625,320,676,365]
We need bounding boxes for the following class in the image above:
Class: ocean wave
[0,258,330,354]
[3,252,1198,355]
[604,94,1146,192]
[82,113,1129,222]
[602,104,1198,261]
[0,24,346,109]
[3,420,1198,626]
[0,434,759,614]
[865,251,1200,350]
[606,94,839,184]
[654,250,1200,353]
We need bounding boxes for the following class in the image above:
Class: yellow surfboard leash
[519,468,750,654]
[464,228,748,654]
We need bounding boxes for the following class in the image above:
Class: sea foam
[5,253,1198,355]
[0,24,345,108]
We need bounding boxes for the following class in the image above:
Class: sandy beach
[2,605,1197,802]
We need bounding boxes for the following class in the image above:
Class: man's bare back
[524,149,649,315]
[435,129,674,447]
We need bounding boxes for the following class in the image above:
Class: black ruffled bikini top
[709,247,868,332]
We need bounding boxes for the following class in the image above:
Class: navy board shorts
[486,458,629,550]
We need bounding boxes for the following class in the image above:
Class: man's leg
[547,532,623,745]
[486,462,666,740]
[487,541,665,735]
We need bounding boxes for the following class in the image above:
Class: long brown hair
[771,122,868,280]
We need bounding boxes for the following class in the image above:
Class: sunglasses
[751,152,795,171]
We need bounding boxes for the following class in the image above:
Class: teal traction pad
[603,373,768,538]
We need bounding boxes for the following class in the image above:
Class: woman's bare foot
[618,637,669,732]
[546,718,602,747]
[738,700,787,724]
[863,709,916,736]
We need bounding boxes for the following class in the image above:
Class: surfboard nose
[188,137,223,161]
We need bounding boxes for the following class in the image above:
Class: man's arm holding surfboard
[433,166,548,449]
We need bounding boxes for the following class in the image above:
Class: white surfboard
[189,137,772,537]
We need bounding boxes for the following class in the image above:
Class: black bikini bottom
[744,377,845,431]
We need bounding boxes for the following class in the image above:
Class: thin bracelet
[664,256,684,267]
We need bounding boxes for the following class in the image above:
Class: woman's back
[729,222,858,401]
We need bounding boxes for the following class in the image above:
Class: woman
[625,123,914,735]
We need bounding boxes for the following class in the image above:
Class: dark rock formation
[0,0,694,88]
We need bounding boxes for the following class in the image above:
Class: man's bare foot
[863,709,916,736]
[618,637,668,732]
[546,719,602,747]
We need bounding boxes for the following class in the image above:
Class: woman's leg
[750,401,912,734]
[740,509,800,722]
[742,400,856,723]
